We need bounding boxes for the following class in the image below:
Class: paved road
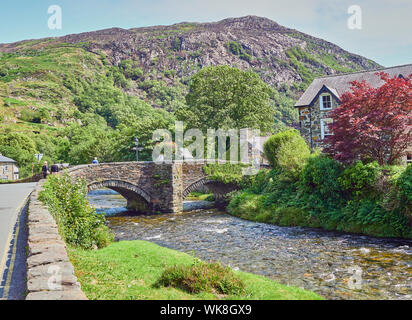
[0,183,36,299]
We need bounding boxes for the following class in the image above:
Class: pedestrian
[41,161,49,179]
[51,162,59,174]
[92,157,99,164]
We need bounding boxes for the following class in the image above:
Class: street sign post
[35,154,43,163]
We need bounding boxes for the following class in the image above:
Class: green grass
[68,240,323,300]
[186,191,214,201]
[228,191,412,239]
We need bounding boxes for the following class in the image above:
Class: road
[0,183,36,300]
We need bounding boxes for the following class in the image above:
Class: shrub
[155,260,245,295]
[299,154,344,209]
[203,163,248,185]
[338,161,381,198]
[263,129,310,174]
[397,164,412,216]
[247,169,270,194]
[276,134,310,179]
[39,173,113,249]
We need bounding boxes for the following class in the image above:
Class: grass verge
[68,240,323,300]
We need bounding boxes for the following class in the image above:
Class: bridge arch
[182,177,210,199]
[88,179,152,212]
[182,177,238,201]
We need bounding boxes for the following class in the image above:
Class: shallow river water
[88,190,412,300]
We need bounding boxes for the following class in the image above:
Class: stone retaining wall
[25,180,87,300]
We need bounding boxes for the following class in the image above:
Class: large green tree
[0,132,37,177]
[176,66,275,132]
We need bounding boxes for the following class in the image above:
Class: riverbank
[227,191,412,239]
[67,240,322,300]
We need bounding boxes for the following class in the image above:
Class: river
[88,189,412,300]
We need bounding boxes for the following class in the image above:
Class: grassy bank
[185,191,214,201]
[227,191,412,238]
[68,240,322,300]
[225,132,412,239]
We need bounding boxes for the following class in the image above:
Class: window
[407,153,412,165]
[320,94,332,110]
[321,118,333,139]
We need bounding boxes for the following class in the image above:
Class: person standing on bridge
[41,161,49,179]
[50,162,60,175]
[92,157,99,164]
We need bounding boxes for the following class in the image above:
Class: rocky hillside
[0,15,380,129]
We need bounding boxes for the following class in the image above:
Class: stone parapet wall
[25,180,87,300]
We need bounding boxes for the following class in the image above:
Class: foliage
[226,41,252,62]
[325,73,412,165]
[61,123,115,165]
[119,59,144,80]
[176,66,275,133]
[0,132,37,177]
[397,164,412,215]
[338,161,380,198]
[271,90,299,132]
[39,174,113,249]
[286,47,317,86]
[263,129,310,176]
[186,191,214,201]
[155,259,245,295]
[228,153,412,239]
[300,154,344,209]
[138,79,186,111]
[203,163,251,186]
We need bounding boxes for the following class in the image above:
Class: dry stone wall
[25,180,87,300]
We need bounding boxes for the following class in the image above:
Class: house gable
[307,85,341,108]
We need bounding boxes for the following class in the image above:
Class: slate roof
[295,64,412,107]
[0,154,16,163]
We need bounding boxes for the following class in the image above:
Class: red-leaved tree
[325,72,412,165]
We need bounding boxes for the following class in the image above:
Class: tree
[176,66,275,133]
[325,73,412,165]
[0,132,37,177]
[263,129,310,177]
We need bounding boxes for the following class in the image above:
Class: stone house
[294,64,412,165]
[0,154,19,181]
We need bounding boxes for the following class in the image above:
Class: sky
[0,0,411,67]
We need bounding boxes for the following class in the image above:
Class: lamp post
[132,138,144,162]
[33,153,43,177]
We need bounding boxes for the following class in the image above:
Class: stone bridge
[66,161,238,213]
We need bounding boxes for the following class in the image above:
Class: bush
[300,154,343,207]
[155,260,245,295]
[397,164,412,215]
[203,163,248,185]
[247,169,271,194]
[338,161,381,198]
[264,129,310,175]
[39,173,113,249]
[276,134,310,179]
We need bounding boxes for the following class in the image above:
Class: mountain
[0,16,381,174]
[0,16,379,113]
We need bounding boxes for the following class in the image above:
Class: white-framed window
[320,93,332,110]
[321,118,333,139]
[407,153,412,165]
